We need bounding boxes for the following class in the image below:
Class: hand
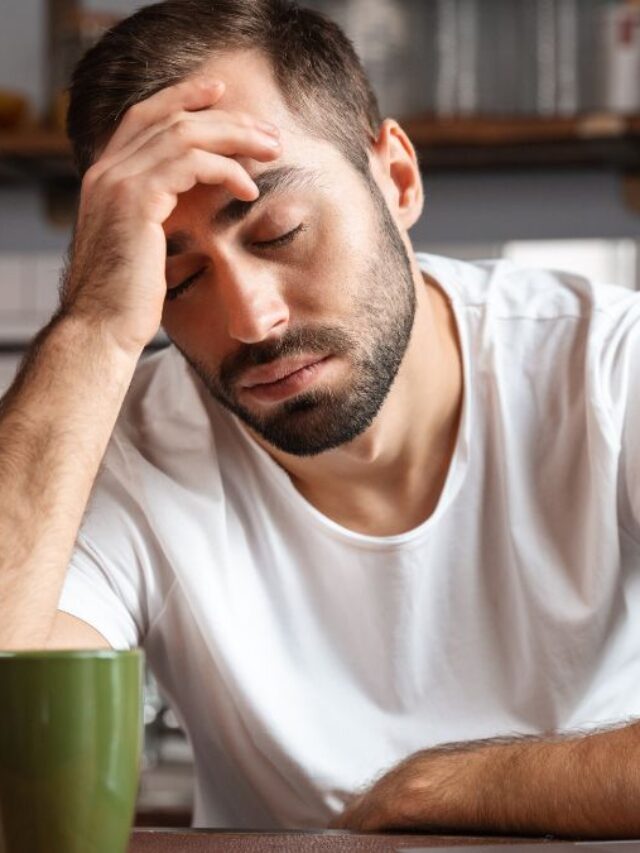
[61,76,282,355]
[329,726,640,838]
[329,762,423,832]
[328,748,484,833]
[330,790,385,832]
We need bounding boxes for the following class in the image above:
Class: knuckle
[122,100,144,126]
[127,99,145,118]
[82,163,101,190]
[171,119,193,143]
[184,148,205,170]
[86,168,117,202]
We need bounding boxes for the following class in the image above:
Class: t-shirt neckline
[228,253,472,550]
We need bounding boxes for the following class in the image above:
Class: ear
[368,118,424,230]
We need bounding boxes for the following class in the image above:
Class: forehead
[194,48,309,158]
[163,50,362,236]
[191,49,346,184]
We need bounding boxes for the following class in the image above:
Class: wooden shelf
[401,113,636,145]
[2,114,640,184]
[401,113,640,171]
[0,128,71,156]
[0,128,74,183]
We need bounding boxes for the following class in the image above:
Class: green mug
[0,648,144,853]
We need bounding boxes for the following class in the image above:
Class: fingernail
[262,134,281,147]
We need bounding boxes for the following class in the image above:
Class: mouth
[240,355,333,404]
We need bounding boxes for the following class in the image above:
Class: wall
[2,1,640,396]
[3,1,639,251]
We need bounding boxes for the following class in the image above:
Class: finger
[93,121,280,204]
[141,106,281,143]
[136,118,282,167]
[333,810,359,831]
[127,149,262,224]
[138,109,281,161]
[334,793,373,831]
[329,800,359,830]
[160,148,261,199]
[94,109,280,179]
[103,76,226,157]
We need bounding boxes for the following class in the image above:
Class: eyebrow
[166,165,320,257]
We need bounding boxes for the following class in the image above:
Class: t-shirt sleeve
[58,533,142,650]
[57,437,172,651]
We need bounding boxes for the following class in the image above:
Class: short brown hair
[67,0,382,180]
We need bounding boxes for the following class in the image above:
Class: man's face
[162,50,417,457]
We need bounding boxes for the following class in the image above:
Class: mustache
[219,325,353,387]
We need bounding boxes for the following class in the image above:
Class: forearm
[0,312,140,649]
[336,722,640,837]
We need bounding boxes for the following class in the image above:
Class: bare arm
[0,76,281,650]
[331,721,640,837]
[0,313,140,649]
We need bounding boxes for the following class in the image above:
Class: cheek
[304,219,370,307]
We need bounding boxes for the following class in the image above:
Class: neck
[246,262,464,535]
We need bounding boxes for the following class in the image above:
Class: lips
[239,356,334,405]
[240,355,327,389]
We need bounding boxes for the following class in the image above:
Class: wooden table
[128,830,551,852]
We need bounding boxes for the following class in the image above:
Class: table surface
[128,830,553,852]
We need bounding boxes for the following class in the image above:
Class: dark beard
[176,177,416,456]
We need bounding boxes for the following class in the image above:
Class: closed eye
[165,268,206,302]
[165,223,307,302]
[253,222,307,250]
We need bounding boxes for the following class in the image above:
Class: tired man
[2,0,640,836]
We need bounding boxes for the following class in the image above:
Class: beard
[176,177,416,456]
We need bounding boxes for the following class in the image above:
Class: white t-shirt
[59,252,640,829]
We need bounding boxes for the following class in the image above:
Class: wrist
[394,747,491,831]
[55,307,146,364]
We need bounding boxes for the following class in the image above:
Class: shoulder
[75,346,229,606]
[416,252,640,443]
[95,344,258,517]
[416,251,640,325]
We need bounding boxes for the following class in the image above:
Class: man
[2,0,640,836]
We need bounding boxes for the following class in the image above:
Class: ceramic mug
[0,648,143,853]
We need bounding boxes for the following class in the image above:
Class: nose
[218,260,290,344]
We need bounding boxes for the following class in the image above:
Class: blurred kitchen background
[1,0,639,826]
